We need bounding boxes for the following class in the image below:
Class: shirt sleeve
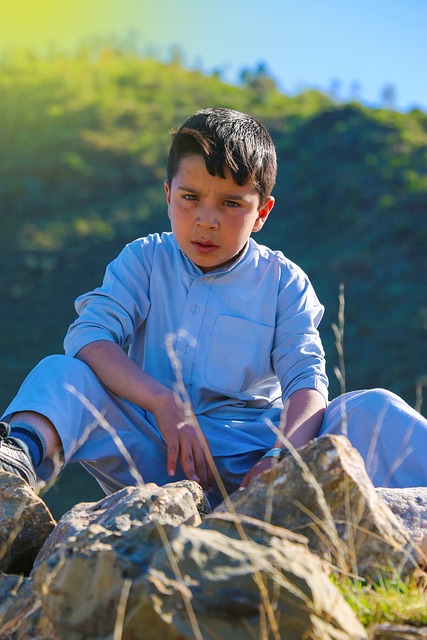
[63,239,152,357]
[272,261,329,404]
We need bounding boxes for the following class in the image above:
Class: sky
[1,0,426,112]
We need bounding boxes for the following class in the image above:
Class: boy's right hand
[75,341,214,491]
[152,391,214,493]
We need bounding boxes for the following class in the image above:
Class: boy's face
[165,154,274,273]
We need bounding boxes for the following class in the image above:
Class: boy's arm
[240,387,326,487]
[75,340,214,492]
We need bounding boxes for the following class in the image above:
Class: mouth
[191,240,219,255]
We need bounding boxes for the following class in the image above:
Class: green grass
[335,573,427,629]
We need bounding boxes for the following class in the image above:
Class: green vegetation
[337,574,427,629]
[0,45,426,514]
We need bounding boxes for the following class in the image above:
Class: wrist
[260,447,291,461]
[145,385,176,414]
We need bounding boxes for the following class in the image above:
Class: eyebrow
[177,184,250,201]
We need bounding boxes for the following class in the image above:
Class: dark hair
[167,108,277,205]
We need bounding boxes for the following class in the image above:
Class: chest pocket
[204,315,273,394]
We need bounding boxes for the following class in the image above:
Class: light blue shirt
[64,232,328,454]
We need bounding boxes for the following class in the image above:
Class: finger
[206,457,215,493]
[192,446,209,490]
[240,469,252,488]
[179,439,200,484]
[166,436,180,478]
[192,430,214,492]
[240,458,272,488]
[193,433,215,491]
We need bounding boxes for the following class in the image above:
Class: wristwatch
[260,447,290,461]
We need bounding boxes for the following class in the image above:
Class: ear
[252,196,275,233]
[164,180,171,205]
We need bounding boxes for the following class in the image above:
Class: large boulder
[217,435,416,578]
[34,480,206,569]
[375,488,427,544]
[0,574,58,640]
[369,624,427,639]
[31,482,205,639]
[139,521,367,640]
[0,472,55,575]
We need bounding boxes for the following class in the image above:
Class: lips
[192,240,218,255]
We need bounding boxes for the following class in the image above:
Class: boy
[1,108,426,507]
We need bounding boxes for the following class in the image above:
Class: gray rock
[0,575,58,640]
[0,472,56,575]
[140,522,367,640]
[1,443,424,639]
[31,478,366,640]
[0,572,23,621]
[33,480,204,571]
[32,482,205,639]
[375,488,427,543]
[369,624,427,639]
[217,435,415,579]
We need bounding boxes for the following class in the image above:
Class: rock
[0,443,424,639]
[162,479,212,516]
[0,574,58,640]
[33,480,204,570]
[369,624,427,639]
[202,510,311,548]
[30,479,366,640]
[0,472,56,575]
[217,435,415,579]
[418,534,427,567]
[375,487,427,568]
[31,482,205,639]
[375,488,427,544]
[139,523,367,640]
[0,572,23,620]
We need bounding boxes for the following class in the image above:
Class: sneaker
[0,422,37,489]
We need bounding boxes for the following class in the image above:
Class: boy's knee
[36,354,91,378]
[321,388,399,436]
[25,355,101,398]
[357,388,398,412]
[330,388,400,415]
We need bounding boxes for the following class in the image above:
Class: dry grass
[2,288,427,638]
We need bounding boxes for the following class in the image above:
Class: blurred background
[1,0,426,518]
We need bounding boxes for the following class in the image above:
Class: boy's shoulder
[127,231,175,252]
[248,238,309,281]
[122,232,178,262]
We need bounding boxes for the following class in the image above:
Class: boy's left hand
[239,456,278,488]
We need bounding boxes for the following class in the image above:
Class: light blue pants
[3,355,427,507]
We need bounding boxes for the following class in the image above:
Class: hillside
[2,46,426,402]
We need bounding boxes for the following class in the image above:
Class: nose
[196,207,218,229]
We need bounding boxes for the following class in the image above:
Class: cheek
[232,215,257,236]
[172,199,193,218]
[169,209,191,234]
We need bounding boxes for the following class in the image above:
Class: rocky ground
[0,434,426,639]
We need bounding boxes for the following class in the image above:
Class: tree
[239,61,277,102]
[381,84,397,110]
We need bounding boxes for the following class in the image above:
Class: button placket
[178,278,211,389]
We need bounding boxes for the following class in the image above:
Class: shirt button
[183,344,191,354]
[191,305,200,313]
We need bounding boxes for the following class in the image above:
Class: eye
[224,200,240,208]
[182,193,198,201]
